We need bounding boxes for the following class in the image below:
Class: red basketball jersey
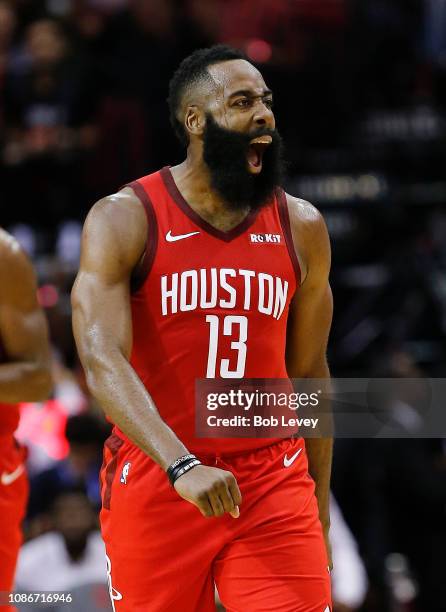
[0,338,19,437]
[114,167,300,455]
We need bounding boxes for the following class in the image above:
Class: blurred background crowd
[1,0,446,611]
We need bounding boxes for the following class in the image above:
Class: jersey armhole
[124,180,158,294]
[276,188,302,286]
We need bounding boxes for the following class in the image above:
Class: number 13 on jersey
[206,315,248,378]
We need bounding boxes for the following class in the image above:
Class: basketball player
[72,45,333,611]
[0,229,52,607]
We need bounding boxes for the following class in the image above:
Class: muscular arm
[72,190,189,469]
[285,194,333,562]
[72,190,242,518]
[0,232,52,402]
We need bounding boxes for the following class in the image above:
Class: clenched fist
[174,464,242,518]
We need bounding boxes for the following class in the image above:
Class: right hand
[174,464,242,519]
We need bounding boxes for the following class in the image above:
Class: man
[0,229,52,607]
[27,413,108,531]
[72,45,333,611]
[16,490,107,594]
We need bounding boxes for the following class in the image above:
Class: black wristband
[169,459,201,486]
[167,454,201,486]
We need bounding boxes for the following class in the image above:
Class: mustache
[205,122,278,147]
[241,126,277,143]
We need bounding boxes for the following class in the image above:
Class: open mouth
[247,135,272,172]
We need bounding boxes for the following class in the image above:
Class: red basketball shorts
[0,437,28,611]
[100,435,331,612]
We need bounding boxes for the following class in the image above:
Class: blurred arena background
[1,0,445,611]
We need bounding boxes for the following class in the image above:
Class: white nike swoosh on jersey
[283,448,302,467]
[166,230,200,242]
[1,463,25,486]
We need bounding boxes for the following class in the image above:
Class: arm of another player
[72,191,241,518]
[285,193,333,566]
[0,233,52,402]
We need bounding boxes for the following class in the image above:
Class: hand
[174,464,242,518]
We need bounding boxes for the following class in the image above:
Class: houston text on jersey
[160,267,289,319]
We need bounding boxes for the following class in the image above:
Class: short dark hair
[167,45,249,146]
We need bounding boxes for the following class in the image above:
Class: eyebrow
[228,89,273,99]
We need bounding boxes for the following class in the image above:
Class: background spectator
[15,490,110,611]
[27,414,109,537]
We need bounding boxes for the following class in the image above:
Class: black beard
[202,114,285,211]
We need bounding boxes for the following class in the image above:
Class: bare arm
[72,190,241,517]
[72,190,189,468]
[285,194,333,563]
[0,232,52,403]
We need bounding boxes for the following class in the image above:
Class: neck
[170,153,250,232]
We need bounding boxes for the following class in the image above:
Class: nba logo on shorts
[120,462,131,484]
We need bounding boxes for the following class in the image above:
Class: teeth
[250,135,272,145]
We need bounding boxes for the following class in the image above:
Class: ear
[184,105,205,139]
